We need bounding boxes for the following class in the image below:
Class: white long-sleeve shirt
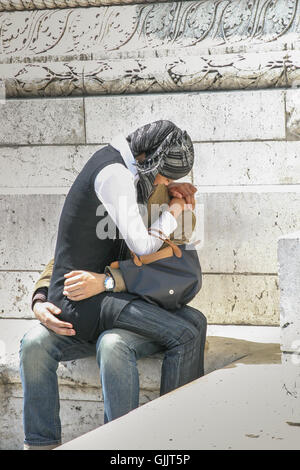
[94,135,177,256]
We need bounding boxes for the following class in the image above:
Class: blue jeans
[19,299,206,447]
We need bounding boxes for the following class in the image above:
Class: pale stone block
[286,89,300,140]
[281,352,300,424]
[0,145,100,188]
[278,232,300,424]
[1,190,300,273]
[190,274,279,326]
[85,90,286,143]
[0,144,189,189]
[278,232,300,352]
[197,191,300,274]
[0,388,105,450]
[0,272,37,318]
[0,271,279,325]
[193,141,300,186]
[0,381,158,450]
[0,98,85,145]
[0,194,65,270]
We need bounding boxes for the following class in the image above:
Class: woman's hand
[63,271,106,301]
[33,301,76,336]
[167,182,197,209]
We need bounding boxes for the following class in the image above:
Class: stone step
[0,319,281,449]
[57,349,298,451]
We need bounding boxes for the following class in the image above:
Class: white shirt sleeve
[94,163,178,256]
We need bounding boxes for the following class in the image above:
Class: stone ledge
[58,354,297,450]
[0,319,281,449]
[0,319,281,389]
[2,50,300,97]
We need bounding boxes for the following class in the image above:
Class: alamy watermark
[95,197,204,250]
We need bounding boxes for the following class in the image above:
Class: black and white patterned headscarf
[126,120,194,205]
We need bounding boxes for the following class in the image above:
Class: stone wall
[1,87,299,325]
[1,0,300,449]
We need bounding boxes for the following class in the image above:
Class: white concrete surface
[206,324,280,344]
[57,353,300,450]
[278,232,300,352]
[278,231,300,424]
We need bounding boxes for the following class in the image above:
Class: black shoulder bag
[109,229,202,311]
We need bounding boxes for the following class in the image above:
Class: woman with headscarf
[19,120,207,450]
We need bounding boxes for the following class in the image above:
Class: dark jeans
[19,298,206,446]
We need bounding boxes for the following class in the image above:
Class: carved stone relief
[0,0,299,96]
[0,0,173,12]
[0,1,299,58]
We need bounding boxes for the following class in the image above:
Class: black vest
[48,145,137,341]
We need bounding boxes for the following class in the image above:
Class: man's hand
[167,182,197,209]
[33,301,76,336]
[63,271,106,301]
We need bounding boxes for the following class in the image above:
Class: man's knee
[96,330,135,368]
[196,310,207,331]
[181,306,207,333]
[178,310,207,345]
[19,325,57,372]
[97,330,130,361]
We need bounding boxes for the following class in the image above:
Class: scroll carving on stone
[0,0,299,96]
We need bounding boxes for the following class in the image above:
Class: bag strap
[148,228,182,258]
[129,228,182,266]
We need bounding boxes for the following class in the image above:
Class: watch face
[105,276,115,290]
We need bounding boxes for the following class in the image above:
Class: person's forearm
[94,164,178,256]
[31,287,48,311]
[34,259,54,291]
[104,266,127,292]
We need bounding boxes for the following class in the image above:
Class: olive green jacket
[33,184,196,296]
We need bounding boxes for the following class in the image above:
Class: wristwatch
[104,273,115,291]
